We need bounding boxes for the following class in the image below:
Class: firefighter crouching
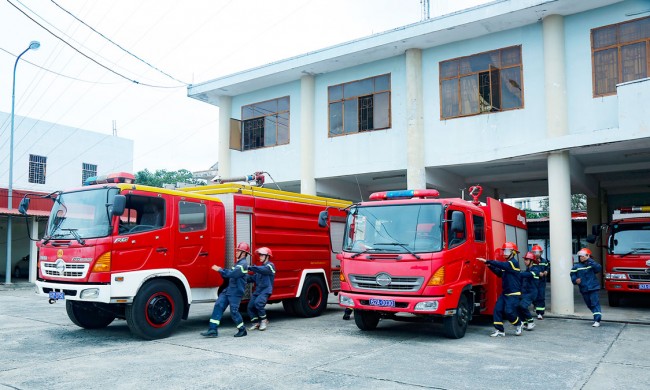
[477,242,524,337]
[201,242,251,338]
[247,247,276,331]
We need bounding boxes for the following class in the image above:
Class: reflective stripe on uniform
[251,317,258,322]
[267,264,276,274]
[509,262,520,271]
[493,321,504,325]
[571,266,592,272]
[593,312,602,315]
[511,317,520,325]
[210,319,220,325]
[506,292,521,296]
[236,265,247,272]
[536,307,545,311]
[236,322,244,328]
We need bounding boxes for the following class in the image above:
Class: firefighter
[201,242,250,338]
[519,251,542,330]
[570,248,603,327]
[247,247,276,331]
[531,244,549,319]
[342,307,353,320]
[477,242,524,337]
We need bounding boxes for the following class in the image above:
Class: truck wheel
[66,301,115,329]
[282,299,297,315]
[294,275,328,317]
[126,279,184,340]
[608,291,622,307]
[354,310,380,330]
[442,294,470,339]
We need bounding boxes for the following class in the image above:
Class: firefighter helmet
[501,242,519,252]
[255,247,273,258]
[236,242,251,255]
[577,248,592,257]
[524,251,536,261]
[531,244,543,254]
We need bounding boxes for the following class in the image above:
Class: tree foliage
[526,194,586,219]
[135,169,205,188]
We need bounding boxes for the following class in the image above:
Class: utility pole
[421,0,430,21]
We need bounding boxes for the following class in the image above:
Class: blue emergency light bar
[369,189,440,201]
[84,172,135,186]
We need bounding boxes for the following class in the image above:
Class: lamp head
[29,41,40,50]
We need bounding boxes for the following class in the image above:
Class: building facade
[188,0,650,314]
[0,111,134,282]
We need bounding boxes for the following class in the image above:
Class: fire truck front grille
[42,262,89,279]
[613,268,650,282]
[349,274,424,291]
[628,274,650,282]
[331,271,341,291]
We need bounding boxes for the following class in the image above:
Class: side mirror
[591,224,600,236]
[111,195,126,216]
[586,234,597,244]
[450,210,465,233]
[18,197,30,215]
[318,210,329,228]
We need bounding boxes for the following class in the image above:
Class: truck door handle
[199,252,209,257]
[156,247,168,253]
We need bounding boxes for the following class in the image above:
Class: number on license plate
[369,298,395,307]
[639,284,650,290]
[48,291,65,300]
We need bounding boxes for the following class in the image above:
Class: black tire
[294,275,328,317]
[608,291,622,307]
[354,309,380,330]
[126,279,184,340]
[66,301,115,329]
[442,294,470,339]
[282,299,297,315]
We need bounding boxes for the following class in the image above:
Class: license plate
[48,291,65,300]
[639,284,650,290]
[369,298,395,307]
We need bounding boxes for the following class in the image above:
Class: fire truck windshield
[343,203,443,254]
[46,188,119,241]
[610,223,650,256]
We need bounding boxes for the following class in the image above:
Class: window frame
[240,96,290,151]
[28,154,47,184]
[439,45,524,120]
[82,163,97,185]
[591,16,650,97]
[327,73,392,137]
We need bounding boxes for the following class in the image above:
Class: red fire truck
[588,206,650,307]
[318,186,527,338]
[19,172,349,339]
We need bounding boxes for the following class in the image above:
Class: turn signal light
[427,266,445,286]
[340,272,347,282]
[92,252,111,272]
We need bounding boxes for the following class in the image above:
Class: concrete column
[544,14,573,314]
[405,49,426,189]
[586,196,602,262]
[548,152,574,314]
[218,96,232,178]
[300,75,316,195]
[29,217,39,283]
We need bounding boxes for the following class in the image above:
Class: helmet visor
[503,248,513,256]
[533,250,542,255]
[577,250,588,257]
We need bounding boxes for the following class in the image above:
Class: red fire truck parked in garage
[588,206,650,307]
[20,173,349,339]
[318,186,527,339]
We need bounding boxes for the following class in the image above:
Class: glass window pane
[592,26,617,48]
[329,85,343,101]
[621,42,647,82]
[373,92,390,129]
[500,46,521,67]
[594,48,619,95]
[264,116,276,146]
[329,102,343,135]
[440,60,459,78]
[344,99,359,133]
[242,106,255,120]
[344,78,374,98]
[460,75,479,115]
[619,18,650,43]
[278,97,289,112]
[467,52,493,73]
[277,114,289,144]
[500,67,523,110]
[254,100,277,116]
[374,74,390,91]
[179,202,206,232]
[441,79,459,118]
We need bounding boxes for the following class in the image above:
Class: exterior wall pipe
[300,75,316,195]
[218,96,232,178]
[405,49,426,190]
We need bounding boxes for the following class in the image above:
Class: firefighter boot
[259,319,269,331]
[200,328,218,338]
[234,326,248,337]
[248,322,260,331]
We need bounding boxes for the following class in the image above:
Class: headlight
[339,295,354,307]
[605,273,628,280]
[414,301,439,311]
[80,288,100,299]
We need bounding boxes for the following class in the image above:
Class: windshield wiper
[374,242,421,259]
[61,228,86,245]
[620,247,650,258]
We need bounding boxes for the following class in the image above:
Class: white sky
[0,0,489,174]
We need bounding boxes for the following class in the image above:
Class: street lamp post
[5,41,40,284]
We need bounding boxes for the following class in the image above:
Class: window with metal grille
[328,74,391,137]
[28,154,47,184]
[439,45,523,119]
[591,16,650,97]
[240,96,289,151]
[82,163,97,185]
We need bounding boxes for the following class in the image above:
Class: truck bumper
[605,280,650,293]
[35,280,114,303]
[338,291,457,316]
